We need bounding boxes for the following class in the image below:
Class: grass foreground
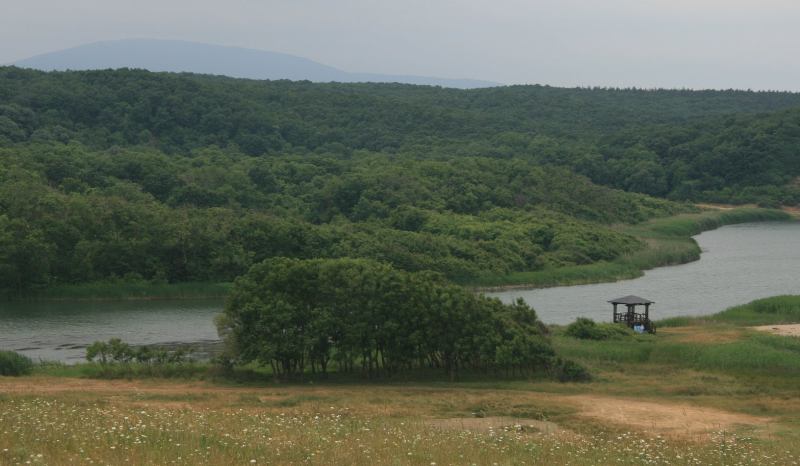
[3,296,800,465]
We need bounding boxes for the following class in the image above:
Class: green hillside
[1,67,798,294]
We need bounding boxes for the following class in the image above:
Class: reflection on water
[487,222,800,324]
[0,299,223,363]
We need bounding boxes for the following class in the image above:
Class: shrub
[565,318,633,340]
[0,350,34,376]
[551,358,592,382]
[86,339,190,365]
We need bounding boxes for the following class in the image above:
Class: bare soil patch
[567,395,770,436]
[752,324,800,337]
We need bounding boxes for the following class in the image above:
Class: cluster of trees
[218,258,588,380]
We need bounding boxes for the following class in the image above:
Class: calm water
[0,299,223,363]
[487,222,800,324]
[2,222,799,362]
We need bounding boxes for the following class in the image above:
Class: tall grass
[0,351,33,376]
[659,295,800,327]
[640,208,790,238]
[35,362,214,379]
[556,294,800,378]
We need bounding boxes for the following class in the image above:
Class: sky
[2,0,800,90]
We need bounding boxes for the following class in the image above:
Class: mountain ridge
[11,39,500,89]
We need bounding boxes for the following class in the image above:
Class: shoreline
[5,208,792,301]
[471,207,794,292]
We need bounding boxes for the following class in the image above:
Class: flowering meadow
[1,394,798,466]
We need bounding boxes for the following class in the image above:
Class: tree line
[2,66,800,207]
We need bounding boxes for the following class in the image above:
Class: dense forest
[1,66,798,293]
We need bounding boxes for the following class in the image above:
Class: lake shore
[4,207,792,301]
[471,207,793,292]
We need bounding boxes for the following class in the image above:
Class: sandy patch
[567,395,770,436]
[752,324,800,337]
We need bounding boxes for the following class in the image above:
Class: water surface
[487,222,800,324]
[0,299,222,363]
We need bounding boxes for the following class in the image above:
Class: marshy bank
[474,207,792,290]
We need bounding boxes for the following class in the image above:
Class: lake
[487,221,800,324]
[0,299,223,363]
[1,221,799,362]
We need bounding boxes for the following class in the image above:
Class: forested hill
[3,66,800,153]
[0,67,798,293]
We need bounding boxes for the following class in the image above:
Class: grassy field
[2,296,800,465]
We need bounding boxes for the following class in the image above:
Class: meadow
[2,296,800,465]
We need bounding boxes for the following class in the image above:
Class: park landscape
[2,36,800,465]
[3,295,800,465]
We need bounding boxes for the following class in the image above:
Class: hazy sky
[3,0,800,90]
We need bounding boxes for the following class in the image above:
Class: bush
[86,339,190,365]
[552,358,592,382]
[0,350,34,376]
[565,318,633,340]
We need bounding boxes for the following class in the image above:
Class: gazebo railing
[614,312,649,324]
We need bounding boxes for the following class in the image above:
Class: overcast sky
[3,0,799,90]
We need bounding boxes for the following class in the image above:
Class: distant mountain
[11,39,500,89]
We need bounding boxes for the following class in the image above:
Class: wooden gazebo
[610,295,656,333]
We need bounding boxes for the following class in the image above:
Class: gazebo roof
[608,295,654,305]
